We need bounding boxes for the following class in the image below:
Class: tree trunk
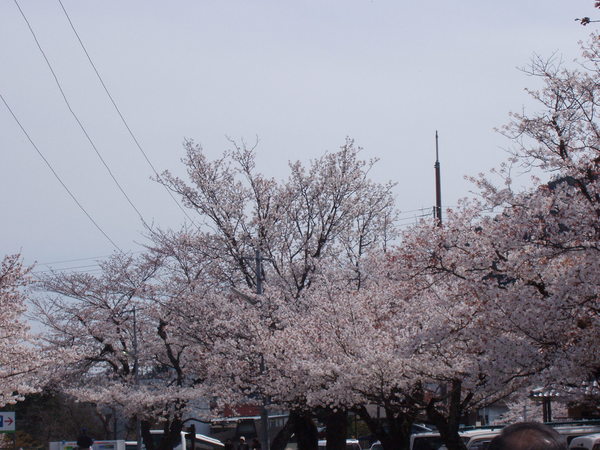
[270,412,297,450]
[161,419,185,450]
[141,418,185,450]
[295,411,318,450]
[270,410,317,450]
[383,411,412,450]
[357,406,413,450]
[425,380,468,450]
[324,409,347,450]
[141,420,155,450]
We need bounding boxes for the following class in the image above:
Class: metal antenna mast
[434,131,442,226]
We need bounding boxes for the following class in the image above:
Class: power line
[56,0,198,226]
[13,0,149,228]
[37,250,142,266]
[399,207,431,214]
[33,263,100,274]
[37,254,112,266]
[31,267,105,279]
[1,93,122,253]
[397,213,432,223]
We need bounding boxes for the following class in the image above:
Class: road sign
[0,412,15,432]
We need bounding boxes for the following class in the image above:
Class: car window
[413,436,446,450]
[468,440,492,450]
[318,443,360,449]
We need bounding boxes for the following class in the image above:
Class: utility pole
[433,132,447,407]
[255,249,264,296]
[434,130,442,226]
[132,306,142,450]
[189,424,196,450]
[236,249,271,449]
[254,249,271,450]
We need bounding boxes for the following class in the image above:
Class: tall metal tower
[434,131,442,225]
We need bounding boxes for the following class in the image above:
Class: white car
[551,424,600,446]
[410,428,503,450]
[569,433,600,450]
[460,429,503,450]
[410,423,600,450]
[317,439,361,450]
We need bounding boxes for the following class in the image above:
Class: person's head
[239,436,245,443]
[489,422,567,450]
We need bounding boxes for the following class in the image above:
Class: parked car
[410,431,447,450]
[317,439,361,449]
[410,422,600,450]
[569,433,600,450]
[360,423,433,449]
[410,427,503,450]
[551,423,600,446]
[460,429,503,450]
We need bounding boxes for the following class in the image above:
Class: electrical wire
[1,93,122,253]
[399,207,431,214]
[37,254,112,266]
[33,263,101,274]
[31,267,105,279]
[37,250,142,266]
[13,0,149,228]
[56,0,198,226]
[397,213,432,223]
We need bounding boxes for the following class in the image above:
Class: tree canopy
[26,33,600,450]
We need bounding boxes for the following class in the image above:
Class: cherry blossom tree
[268,264,425,450]
[34,34,600,450]
[382,210,546,450]
[0,254,41,405]
[32,140,399,450]
[34,253,216,450]
[156,138,397,297]
[370,33,600,449]
[151,139,399,449]
[478,34,600,396]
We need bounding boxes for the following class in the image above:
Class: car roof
[570,433,600,447]
[553,425,600,433]
[411,432,442,438]
[412,428,503,439]
[460,428,503,438]
[411,424,600,449]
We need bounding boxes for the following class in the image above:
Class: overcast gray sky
[0,0,594,272]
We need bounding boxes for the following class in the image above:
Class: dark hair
[489,422,567,450]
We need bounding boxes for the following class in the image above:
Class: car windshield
[468,440,493,450]
[413,436,446,450]
[318,443,361,450]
